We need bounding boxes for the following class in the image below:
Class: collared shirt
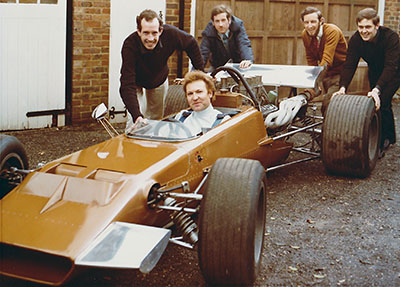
[316,24,323,45]
[219,31,230,40]
[219,31,230,51]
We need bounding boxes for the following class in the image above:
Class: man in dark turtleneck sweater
[334,8,400,157]
[120,9,204,128]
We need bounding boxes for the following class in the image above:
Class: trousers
[137,78,169,120]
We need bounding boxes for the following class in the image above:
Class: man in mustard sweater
[300,7,347,114]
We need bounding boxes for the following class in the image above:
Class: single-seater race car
[0,65,379,286]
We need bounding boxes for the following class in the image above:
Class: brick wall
[384,0,400,35]
[71,0,110,124]
[166,0,192,82]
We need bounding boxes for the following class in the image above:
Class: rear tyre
[0,135,29,198]
[322,94,380,178]
[164,85,188,117]
[198,158,266,285]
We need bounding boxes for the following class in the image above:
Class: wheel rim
[0,152,24,197]
[368,114,379,160]
[1,152,24,171]
[254,182,265,265]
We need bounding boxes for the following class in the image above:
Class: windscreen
[125,120,197,142]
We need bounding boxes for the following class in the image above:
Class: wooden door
[0,0,66,130]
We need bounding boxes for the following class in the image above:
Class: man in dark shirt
[200,4,253,71]
[120,9,204,128]
[334,8,400,156]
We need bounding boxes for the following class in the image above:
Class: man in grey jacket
[200,4,254,71]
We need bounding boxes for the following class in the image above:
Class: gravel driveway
[2,102,399,287]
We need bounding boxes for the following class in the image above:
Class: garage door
[0,0,66,130]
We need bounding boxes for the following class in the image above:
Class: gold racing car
[0,65,379,286]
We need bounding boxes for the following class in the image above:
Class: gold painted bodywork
[0,102,292,285]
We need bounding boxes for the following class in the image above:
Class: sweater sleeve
[119,36,143,121]
[320,25,341,68]
[375,31,400,90]
[339,34,361,89]
[200,24,212,66]
[236,20,254,62]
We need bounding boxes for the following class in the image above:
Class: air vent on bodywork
[47,163,86,177]
[0,243,74,286]
[87,169,126,183]
[22,165,127,208]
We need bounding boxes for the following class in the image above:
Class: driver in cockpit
[174,70,230,135]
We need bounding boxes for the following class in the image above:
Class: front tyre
[198,158,266,285]
[322,94,380,178]
[0,135,29,198]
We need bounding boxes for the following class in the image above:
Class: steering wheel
[211,66,261,110]
[152,120,193,138]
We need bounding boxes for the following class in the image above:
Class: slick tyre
[164,85,188,117]
[0,135,29,198]
[322,94,380,178]
[198,158,266,285]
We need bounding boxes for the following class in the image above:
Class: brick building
[384,0,400,35]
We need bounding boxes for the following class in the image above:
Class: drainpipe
[378,0,385,25]
[65,0,73,125]
[177,0,185,78]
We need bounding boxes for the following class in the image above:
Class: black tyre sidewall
[198,157,266,285]
[0,135,29,197]
[322,94,379,177]
[0,135,28,170]
[361,103,380,173]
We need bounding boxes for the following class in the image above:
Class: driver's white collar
[192,104,214,118]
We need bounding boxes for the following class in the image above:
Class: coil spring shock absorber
[165,198,198,245]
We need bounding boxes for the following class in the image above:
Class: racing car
[0,65,379,286]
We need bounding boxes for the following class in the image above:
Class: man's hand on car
[367,88,381,110]
[126,116,148,134]
[333,86,346,97]
[173,78,184,85]
[239,60,252,69]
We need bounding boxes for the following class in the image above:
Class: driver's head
[183,71,216,112]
